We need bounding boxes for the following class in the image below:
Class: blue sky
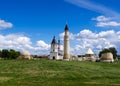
[0,0,120,55]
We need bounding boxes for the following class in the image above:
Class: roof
[86,48,94,54]
[64,24,69,31]
[51,36,57,44]
[21,51,30,56]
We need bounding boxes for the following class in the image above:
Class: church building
[48,36,64,60]
[49,24,70,60]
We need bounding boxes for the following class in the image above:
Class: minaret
[64,24,70,59]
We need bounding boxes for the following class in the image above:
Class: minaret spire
[65,24,69,31]
[64,24,70,60]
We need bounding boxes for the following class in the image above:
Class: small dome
[86,48,94,54]
[19,51,33,60]
[21,51,30,56]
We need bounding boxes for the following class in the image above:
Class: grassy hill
[0,59,120,86]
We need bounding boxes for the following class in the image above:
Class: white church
[48,24,70,60]
[48,36,64,60]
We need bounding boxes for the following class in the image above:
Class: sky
[0,0,120,55]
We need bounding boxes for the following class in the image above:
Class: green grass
[0,59,119,86]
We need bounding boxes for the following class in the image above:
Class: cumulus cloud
[59,32,74,40]
[0,19,13,29]
[0,34,50,55]
[65,0,120,19]
[1,29,120,55]
[97,21,120,27]
[60,29,120,55]
[92,16,110,22]
[37,40,50,50]
[76,29,98,39]
[92,16,120,27]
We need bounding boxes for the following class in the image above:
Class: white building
[100,52,114,62]
[48,36,64,60]
[84,48,96,61]
[18,51,33,60]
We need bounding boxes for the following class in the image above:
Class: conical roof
[51,36,57,44]
[64,24,69,31]
[86,48,94,54]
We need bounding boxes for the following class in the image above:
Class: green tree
[109,47,117,59]
[8,49,20,59]
[1,49,20,59]
[0,50,2,58]
[1,49,9,59]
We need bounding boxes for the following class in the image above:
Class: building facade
[48,36,64,60]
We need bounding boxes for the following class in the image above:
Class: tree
[109,47,117,59]
[8,49,20,59]
[1,49,9,59]
[1,49,20,59]
[0,50,2,58]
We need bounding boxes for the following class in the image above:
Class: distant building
[18,51,33,60]
[48,36,64,60]
[100,52,114,62]
[85,48,94,57]
[83,48,96,61]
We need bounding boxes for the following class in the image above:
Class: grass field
[0,59,120,86]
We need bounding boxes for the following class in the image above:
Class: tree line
[0,49,20,59]
[0,47,118,60]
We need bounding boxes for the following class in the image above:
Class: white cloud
[97,21,120,27]
[0,34,50,55]
[1,29,120,56]
[66,0,120,27]
[76,29,98,39]
[60,29,120,55]
[65,0,120,18]
[0,19,13,29]
[92,16,120,27]
[0,34,32,51]
[92,16,110,22]
[59,32,74,40]
[37,40,50,50]
[98,30,115,38]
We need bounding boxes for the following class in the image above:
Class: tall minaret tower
[64,24,70,60]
